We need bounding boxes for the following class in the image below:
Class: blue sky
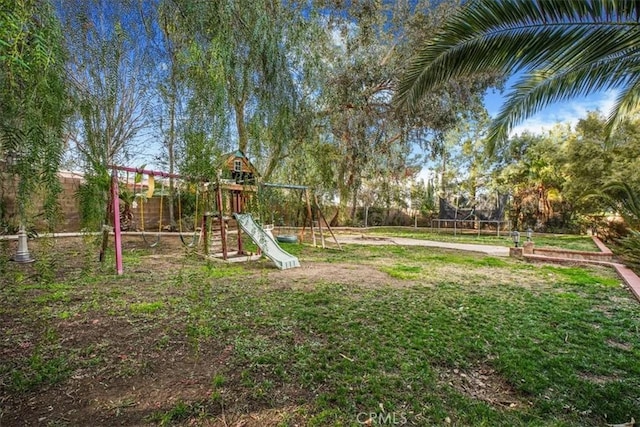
[483,81,617,136]
[415,80,619,183]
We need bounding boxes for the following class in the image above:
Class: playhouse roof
[222,150,260,176]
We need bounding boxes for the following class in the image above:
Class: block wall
[1,172,172,233]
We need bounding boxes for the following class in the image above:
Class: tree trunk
[350,185,359,224]
[330,207,341,227]
[167,64,177,229]
[440,149,448,196]
[261,143,284,183]
[235,101,248,153]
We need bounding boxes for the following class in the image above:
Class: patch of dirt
[0,236,362,426]
[427,264,522,288]
[177,405,311,427]
[0,234,540,426]
[2,321,313,426]
[593,305,615,318]
[578,372,621,385]
[609,295,634,305]
[607,339,633,351]
[353,235,394,242]
[261,261,420,290]
[437,363,531,409]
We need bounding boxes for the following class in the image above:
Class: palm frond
[396,0,640,152]
[487,54,640,153]
[602,181,640,225]
[604,76,640,138]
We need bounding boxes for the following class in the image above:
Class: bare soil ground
[0,235,420,426]
[1,234,631,426]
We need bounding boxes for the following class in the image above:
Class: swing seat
[276,235,298,244]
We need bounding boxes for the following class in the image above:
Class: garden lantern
[511,230,520,247]
[6,149,35,263]
[11,224,35,263]
[527,228,533,241]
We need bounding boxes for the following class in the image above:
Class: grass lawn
[0,236,638,426]
[364,227,600,252]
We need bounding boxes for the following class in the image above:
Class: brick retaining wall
[531,247,614,262]
[514,235,640,303]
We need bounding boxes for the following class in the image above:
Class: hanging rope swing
[139,174,163,247]
[178,182,199,248]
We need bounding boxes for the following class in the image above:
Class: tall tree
[174,0,311,183]
[147,0,191,227]
[1,0,68,229]
[492,128,568,230]
[435,108,492,215]
[564,111,640,225]
[58,0,153,172]
[396,0,640,153]
[317,4,403,222]
[316,0,495,224]
[56,0,155,233]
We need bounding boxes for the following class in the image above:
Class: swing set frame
[261,183,342,250]
[107,165,340,275]
[108,165,184,274]
[107,164,260,275]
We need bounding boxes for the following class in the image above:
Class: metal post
[454,194,459,236]
[111,171,123,275]
[304,188,314,245]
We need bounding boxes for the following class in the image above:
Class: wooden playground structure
[106,152,340,275]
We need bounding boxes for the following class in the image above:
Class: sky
[415,79,619,184]
[483,80,618,136]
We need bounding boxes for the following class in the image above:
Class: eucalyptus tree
[144,0,191,227]
[0,0,68,230]
[157,0,494,225]
[396,0,640,154]
[152,0,185,173]
[313,0,495,224]
[435,109,494,214]
[314,1,403,222]
[143,0,223,180]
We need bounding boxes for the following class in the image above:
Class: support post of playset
[315,194,342,251]
[304,188,315,246]
[237,221,244,255]
[217,185,228,260]
[111,170,123,275]
[234,193,244,255]
[314,194,326,248]
[202,213,209,255]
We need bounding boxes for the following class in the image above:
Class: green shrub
[614,230,640,272]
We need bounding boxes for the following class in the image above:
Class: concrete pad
[336,236,510,257]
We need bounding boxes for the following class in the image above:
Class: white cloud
[416,167,436,183]
[509,90,618,136]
